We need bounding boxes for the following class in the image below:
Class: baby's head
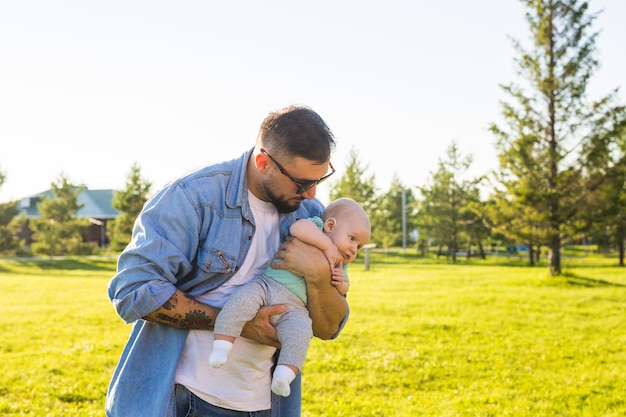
[322,198,371,264]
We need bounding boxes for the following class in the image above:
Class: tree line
[330,0,626,275]
[0,163,151,259]
[0,1,624,276]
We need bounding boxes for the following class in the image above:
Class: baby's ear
[324,217,337,232]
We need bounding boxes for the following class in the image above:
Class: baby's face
[328,218,371,264]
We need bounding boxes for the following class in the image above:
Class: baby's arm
[290,219,341,268]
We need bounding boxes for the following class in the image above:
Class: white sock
[209,340,233,368]
[271,365,297,397]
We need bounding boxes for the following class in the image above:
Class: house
[18,188,120,247]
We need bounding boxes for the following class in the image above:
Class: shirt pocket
[197,246,238,275]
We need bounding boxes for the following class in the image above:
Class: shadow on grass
[368,250,624,269]
[562,272,626,288]
[0,256,117,273]
[369,251,544,268]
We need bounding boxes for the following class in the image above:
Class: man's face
[260,152,332,213]
[261,173,305,213]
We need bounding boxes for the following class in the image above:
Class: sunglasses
[260,148,335,194]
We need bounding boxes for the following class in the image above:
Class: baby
[209,197,371,396]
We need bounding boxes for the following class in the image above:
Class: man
[106,105,348,417]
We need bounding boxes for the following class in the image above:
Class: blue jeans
[175,384,271,417]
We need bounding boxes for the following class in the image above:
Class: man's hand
[272,236,331,277]
[241,304,287,348]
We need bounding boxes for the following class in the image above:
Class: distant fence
[362,243,377,270]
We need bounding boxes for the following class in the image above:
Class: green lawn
[0,252,624,416]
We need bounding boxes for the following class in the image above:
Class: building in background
[17,188,119,248]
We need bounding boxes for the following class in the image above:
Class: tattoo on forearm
[153,308,213,329]
[153,309,213,329]
[162,292,178,310]
[155,312,184,326]
[151,292,214,329]
[184,293,203,306]
[183,310,213,329]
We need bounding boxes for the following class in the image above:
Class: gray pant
[215,275,312,370]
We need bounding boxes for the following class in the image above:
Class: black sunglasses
[260,148,335,194]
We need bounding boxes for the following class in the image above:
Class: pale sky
[1,0,624,205]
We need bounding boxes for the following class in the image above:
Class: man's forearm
[306,279,348,339]
[143,289,282,347]
[143,289,219,329]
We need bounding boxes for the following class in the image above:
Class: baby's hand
[331,265,345,285]
[331,265,349,295]
[324,247,342,270]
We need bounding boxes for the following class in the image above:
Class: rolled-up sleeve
[109,268,178,324]
[107,183,201,323]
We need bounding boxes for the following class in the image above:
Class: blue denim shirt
[106,149,346,417]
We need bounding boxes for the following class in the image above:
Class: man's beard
[262,182,303,214]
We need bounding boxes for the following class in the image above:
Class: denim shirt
[105,149,346,417]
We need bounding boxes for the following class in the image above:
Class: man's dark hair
[258,105,336,163]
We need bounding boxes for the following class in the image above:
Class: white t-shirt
[175,191,280,411]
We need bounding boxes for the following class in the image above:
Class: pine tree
[110,162,152,251]
[377,175,417,249]
[30,174,91,257]
[417,142,479,262]
[490,0,626,275]
[0,166,24,255]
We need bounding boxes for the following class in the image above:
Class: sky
[1,0,625,205]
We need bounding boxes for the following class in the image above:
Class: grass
[0,258,128,416]
[0,252,625,416]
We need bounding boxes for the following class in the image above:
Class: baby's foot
[209,340,233,368]
[209,350,228,368]
[271,365,297,397]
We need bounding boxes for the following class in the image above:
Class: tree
[30,174,92,257]
[0,200,24,256]
[486,170,550,266]
[490,0,626,275]
[416,142,480,262]
[582,124,626,265]
[0,166,24,255]
[463,186,491,260]
[109,162,152,251]
[376,174,417,249]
